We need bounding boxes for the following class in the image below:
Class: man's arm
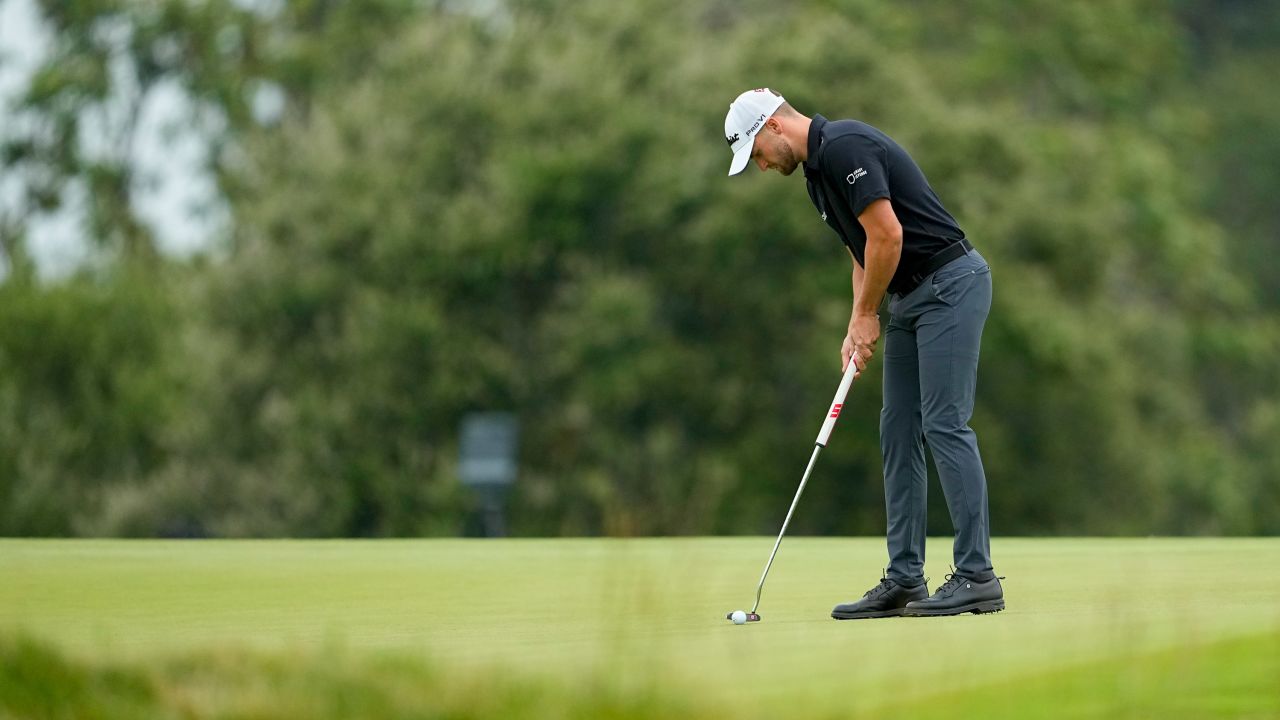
[847,198,902,369]
[850,246,865,300]
[842,249,865,372]
[854,198,902,315]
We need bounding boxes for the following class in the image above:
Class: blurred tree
[0,0,1276,537]
[0,267,179,534]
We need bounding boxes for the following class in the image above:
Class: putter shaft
[747,359,860,616]
[751,444,822,614]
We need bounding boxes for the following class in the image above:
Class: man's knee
[921,412,973,445]
[880,405,921,436]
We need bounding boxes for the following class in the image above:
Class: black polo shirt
[802,114,964,293]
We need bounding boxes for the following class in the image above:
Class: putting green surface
[2,537,1279,718]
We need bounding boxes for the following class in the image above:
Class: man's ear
[764,116,783,134]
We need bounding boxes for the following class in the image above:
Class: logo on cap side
[725,132,740,146]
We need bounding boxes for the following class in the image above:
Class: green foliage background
[1,0,1278,537]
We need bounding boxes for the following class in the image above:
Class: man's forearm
[851,258,865,309]
[853,231,902,316]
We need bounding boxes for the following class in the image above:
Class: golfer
[724,88,1004,618]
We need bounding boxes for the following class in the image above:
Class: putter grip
[815,360,859,447]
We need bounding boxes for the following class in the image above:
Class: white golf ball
[730,610,747,625]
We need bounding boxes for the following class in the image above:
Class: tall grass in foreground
[3,632,1277,719]
[0,634,713,719]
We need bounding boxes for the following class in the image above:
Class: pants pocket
[931,265,990,306]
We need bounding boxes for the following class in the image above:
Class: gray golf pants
[881,249,995,585]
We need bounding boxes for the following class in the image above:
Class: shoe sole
[831,608,908,620]
[903,599,1005,617]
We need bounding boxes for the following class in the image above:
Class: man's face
[751,123,799,176]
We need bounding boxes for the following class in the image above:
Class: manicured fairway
[2,538,1279,718]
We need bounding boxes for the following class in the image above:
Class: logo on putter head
[725,132,740,146]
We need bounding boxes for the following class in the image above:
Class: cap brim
[727,142,752,176]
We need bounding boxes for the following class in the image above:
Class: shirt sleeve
[824,135,890,218]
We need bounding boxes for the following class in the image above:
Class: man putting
[724,88,1004,618]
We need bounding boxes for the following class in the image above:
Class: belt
[889,239,974,296]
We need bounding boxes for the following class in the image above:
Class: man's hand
[842,313,880,372]
[841,334,861,373]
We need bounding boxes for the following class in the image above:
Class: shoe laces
[936,566,965,595]
[864,574,895,598]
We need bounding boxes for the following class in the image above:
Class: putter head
[725,611,762,622]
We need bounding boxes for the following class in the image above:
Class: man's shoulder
[820,119,888,145]
[817,120,889,172]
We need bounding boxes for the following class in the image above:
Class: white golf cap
[724,88,786,176]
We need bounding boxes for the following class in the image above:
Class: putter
[727,357,861,623]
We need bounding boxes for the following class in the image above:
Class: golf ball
[731,610,747,625]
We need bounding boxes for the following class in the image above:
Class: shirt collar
[805,114,828,173]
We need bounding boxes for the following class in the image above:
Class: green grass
[2,538,1279,718]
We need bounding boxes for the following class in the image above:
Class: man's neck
[792,116,813,162]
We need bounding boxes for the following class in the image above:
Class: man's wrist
[849,311,877,334]
[854,290,885,317]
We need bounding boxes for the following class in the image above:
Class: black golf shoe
[903,569,1004,616]
[831,576,929,620]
